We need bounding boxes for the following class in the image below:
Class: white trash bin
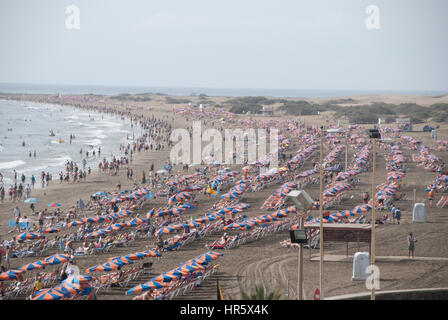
[352,252,370,281]
[413,203,427,223]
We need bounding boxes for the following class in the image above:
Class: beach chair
[437,195,448,208]
[95,241,110,254]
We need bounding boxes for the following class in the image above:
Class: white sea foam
[98,120,124,129]
[0,160,25,170]
[87,129,107,139]
[47,155,73,166]
[84,139,102,146]
[20,165,49,173]
[1,177,13,185]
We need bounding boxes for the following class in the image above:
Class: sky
[0,0,447,92]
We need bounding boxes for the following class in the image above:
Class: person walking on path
[395,207,401,225]
[363,191,370,204]
[428,188,435,208]
[408,233,417,258]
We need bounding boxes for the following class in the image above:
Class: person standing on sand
[25,184,31,199]
[408,233,417,258]
[31,175,35,189]
[142,171,146,184]
[0,186,4,204]
[5,246,11,270]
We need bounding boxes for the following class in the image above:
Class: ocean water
[0,83,446,98]
[0,99,140,188]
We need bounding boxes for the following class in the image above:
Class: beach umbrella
[186,261,207,269]
[90,216,105,223]
[143,280,169,289]
[86,265,110,273]
[261,214,277,222]
[284,206,297,213]
[65,275,94,284]
[155,226,176,236]
[105,224,123,232]
[126,281,165,295]
[175,192,192,201]
[323,190,337,197]
[126,283,153,295]
[174,266,193,276]
[146,208,156,220]
[295,169,318,179]
[126,217,147,227]
[170,207,186,215]
[175,264,199,276]
[180,204,195,210]
[190,185,203,191]
[222,193,237,200]
[196,252,220,263]
[115,209,133,217]
[0,269,24,281]
[183,221,202,228]
[154,273,177,283]
[45,254,70,265]
[155,209,171,217]
[19,261,47,272]
[339,210,352,217]
[142,250,161,257]
[165,269,183,279]
[16,232,44,241]
[67,220,85,228]
[41,227,60,234]
[95,191,107,196]
[181,261,206,271]
[24,198,40,204]
[111,257,134,265]
[123,252,147,261]
[208,250,224,257]
[87,261,122,273]
[218,207,233,214]
[55,282,81,298]
[32,288,66,300]
[85,230,107,238]
[48,202,62,207]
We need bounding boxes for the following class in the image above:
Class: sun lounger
[437,195,448,208]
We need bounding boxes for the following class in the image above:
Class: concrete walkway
[309,254,448,262]
[326,287,448,300]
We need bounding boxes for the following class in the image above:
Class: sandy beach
[1,92,447,300]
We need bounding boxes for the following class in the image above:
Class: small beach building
[395,118,412,131]
[262,106,274,117]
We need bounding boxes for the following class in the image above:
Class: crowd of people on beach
[0,96,447,300]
